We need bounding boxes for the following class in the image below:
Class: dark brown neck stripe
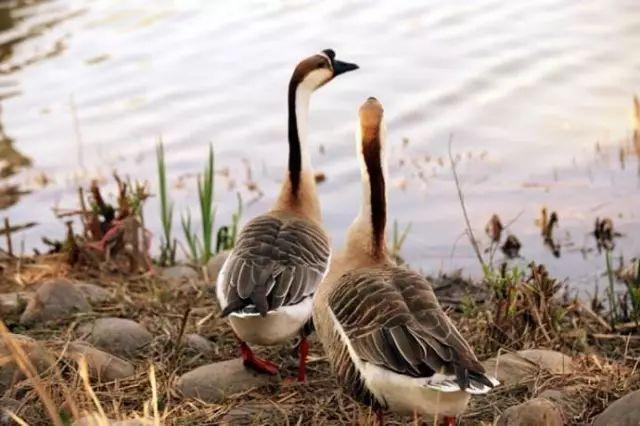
[361,130,386,257]
[288,76,302,197]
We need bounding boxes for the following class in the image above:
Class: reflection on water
[0,0,639,290]
[0,1,34,209]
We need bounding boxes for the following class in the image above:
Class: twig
[576,300,612,332]
[448,136,485,270]
[175,306,191,352]
[615,321,640,332]
[0,220,36,237]
[3,217,13,256]
[591,333,640,341]
[78,186,89,238]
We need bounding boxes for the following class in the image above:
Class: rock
[176,358,278,402]
[184,333,215,355]
[76,283,113,304]
[482,353,537,386]
[221,402,282,425]
[0,292,33,316]
[206,250,230,284]
[0,398,20,425]
[497,398,564,426]
[20,279,91,324]
[0,334,54,393]
[160,265,199,283]
[593,390,640,426]
[482,350,573,386]
[517,349,573,374]
[74,414,153,426]
[539,386,582,418]
[68,342,135,381]
[81,318,152,358]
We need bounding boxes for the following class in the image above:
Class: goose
[215,49,358,381]
[313,97,497,425]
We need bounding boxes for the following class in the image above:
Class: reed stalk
[156,139,175,266]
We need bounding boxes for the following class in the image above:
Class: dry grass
[1,255,639,425]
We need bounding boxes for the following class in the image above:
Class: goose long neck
[351,124,388,260]
[287,80,313,196]
[273,77,321,222]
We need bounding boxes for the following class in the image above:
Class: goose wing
[218,213,330,316]
[328,266,495,392]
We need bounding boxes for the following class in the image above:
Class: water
[1,0,639,293]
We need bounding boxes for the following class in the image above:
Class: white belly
[361,362,470,417]
[326,308,470,418]
[216,255,313,346]
[229,297,312,346]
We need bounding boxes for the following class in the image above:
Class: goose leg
[239,341,279,375]
[443,416,456,426]
[296,335,310,382]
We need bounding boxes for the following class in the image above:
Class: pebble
[76,283,113,304]
[68,341,135,381]
[160,265,199,283]
[176,358,277,403]
[184,333,215,355]
[221,402,283,425]
[206,250,230,284]
[482,349,573,386]
[0,291,33,316]
[80,317,152,358]
[593,389,640,426]
[0,334,54,394]
[19,279,91,325]
[517,349,574,374]
[497,397,564,426]
[74,414,153,426]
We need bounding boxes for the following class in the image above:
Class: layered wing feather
[219,213,330,316]
[328,266,495,392]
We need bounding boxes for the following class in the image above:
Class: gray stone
[176,358,278,402]
[0,334,54,393]
[184,333,214,355]
[482,353,537,386]
[221,403,283,425]
[539,386,582,418]
[82,318,152,358]
[160,265,199,283]
[0,292,33,316]
[594,390,640,426]
[497,398,564,426]
[76,283,113,304]
[68,342,135,381]
[74,415,153,426]
[482,349,573,386]
[20,279,91,324]
[206,250,230,284]
[517,349,574,374]
[0,398,20,426]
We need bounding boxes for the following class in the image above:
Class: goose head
[358,96,387,180]
[290,49,359,91]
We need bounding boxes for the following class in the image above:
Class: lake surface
[1,0,639,295]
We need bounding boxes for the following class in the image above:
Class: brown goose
[313,97,497,424]
[216,50,358,380]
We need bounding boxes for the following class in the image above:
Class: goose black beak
[333,60,359,76]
